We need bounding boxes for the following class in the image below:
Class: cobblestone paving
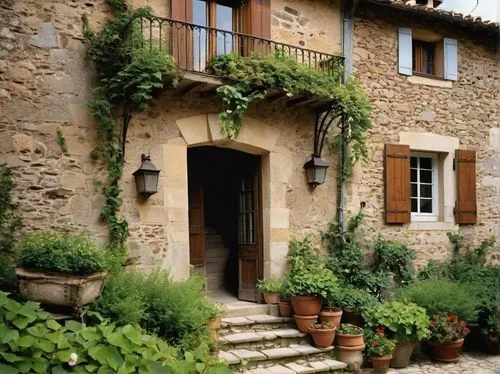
[363,352,500,374]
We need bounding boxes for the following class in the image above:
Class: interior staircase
[205,228,231,293]
[217,312,348,373]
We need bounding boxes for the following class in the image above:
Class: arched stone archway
[161,114,293,283]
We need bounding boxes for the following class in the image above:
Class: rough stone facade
[0,0,497,282]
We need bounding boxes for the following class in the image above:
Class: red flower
[449,314,458,322]
[376,327,385,335]
[372,341,379,347]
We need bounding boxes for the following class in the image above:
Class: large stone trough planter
[16,268,107,312]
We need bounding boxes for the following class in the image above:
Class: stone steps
[218,314,347,373]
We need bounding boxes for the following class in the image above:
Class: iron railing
[132,15,344,76]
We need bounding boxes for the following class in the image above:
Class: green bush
[17,233,110,275]
[373,237,415,284]
[0,291,230,374]
[333,285,379,312]
[92,270,216,350]
[395,278,481,323]
[364,300,430,342]
[256,277,283,293]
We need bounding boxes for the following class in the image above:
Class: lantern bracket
[313,104,343,158]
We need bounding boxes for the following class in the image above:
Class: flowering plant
[365,328,396,357]
[429,313,470,344]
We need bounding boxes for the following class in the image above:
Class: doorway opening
[187,146,263,302]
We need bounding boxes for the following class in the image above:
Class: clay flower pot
[294,314,318,333]
[319,307,343,329]
[390,341,416,368]
[291,295,322,316]
[336,344,365,373]
[336,329,364,347]
[309,325,336,348]
[431,339,464,362]
[263,292,280,304]
[278,301,293,317]
[371,355,392,373]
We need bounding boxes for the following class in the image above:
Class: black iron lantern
[303,155,329,189]
[133,154,161,198]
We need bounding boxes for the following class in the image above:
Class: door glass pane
[193,0,207,71]
[216,2,233,55]
[238,177,255,244]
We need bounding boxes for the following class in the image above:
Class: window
[410,152,438,221]
[413,40,435,75]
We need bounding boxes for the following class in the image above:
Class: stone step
[220,329,309,350]
[241,359,347,373]
[221,314,295,335]
[222,303,273,318]
[218,344,343,370]
[206,246,230,257]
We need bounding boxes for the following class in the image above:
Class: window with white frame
[410,152,438,221]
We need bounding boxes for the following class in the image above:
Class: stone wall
[351,3,500,267]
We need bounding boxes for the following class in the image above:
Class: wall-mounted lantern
[303,155,329,189]
[133,154,161,198]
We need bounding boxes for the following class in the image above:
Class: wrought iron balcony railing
[133,15,344,77]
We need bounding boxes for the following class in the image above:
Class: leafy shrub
[363,300,430,342]
[92,270,216,350]
[256,277,283,293]
[17,233,110,275]
[364,328,396,357]
[338,324,363,335]
[332,285,379,312]
[395,278,481,323]
[0,291,230,373]
[373,237,415,284]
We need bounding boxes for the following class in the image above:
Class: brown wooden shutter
[455,150,477,224]
[241,0,271,55]
[385,144,411,224]
[171,0,193,69]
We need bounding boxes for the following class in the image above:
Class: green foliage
[310,322,335,330]
[364,328,396,357]
[337,324,363,335]
[0,168,22,295]
[0,291,230,373]
[210,52,372,172]
[283,238,340,299]
[363,300,430,342]
[373,237,415,284]
[56,128,68,153]
[92,270,216,350]
[332,285,379,312]
[395,279,481,323]
[17,233,110,275]
[256,277,283,293]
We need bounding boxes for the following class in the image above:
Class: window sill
[407,75,452,88]
[407,221,458,231]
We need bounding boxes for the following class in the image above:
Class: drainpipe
[339,0,359,241]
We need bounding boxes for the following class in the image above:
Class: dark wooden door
[237,158,262,301]
[189,177,205,268]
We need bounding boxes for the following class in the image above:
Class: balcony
[133,15,344,109]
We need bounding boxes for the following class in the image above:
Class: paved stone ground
[363,352,500,374]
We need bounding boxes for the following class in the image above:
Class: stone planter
[336,344,365,374]
[371,355,392,373]
[390,341,416,368]
[263,292,280,304]
[294,314,318,333]
[309,326,336,348]
[431,339,464,363]
[319,307,342,329]
[16,267,107,312]
[278,301,293,317]
[291,295,322,316]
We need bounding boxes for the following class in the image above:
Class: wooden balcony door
[237,158,263,302]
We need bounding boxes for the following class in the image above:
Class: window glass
[411,154,437,217]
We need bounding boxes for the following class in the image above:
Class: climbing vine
[83,0,180,251]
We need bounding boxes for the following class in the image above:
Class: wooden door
[189,178,205,268]
[237,158,262,301]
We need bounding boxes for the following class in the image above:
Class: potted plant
[205,302,226,344]
[309,321,336,348]
[336,324,365,373]
[482,314,500,355]
[336,285,379,326]
[15,233,110,313]
[278,287,293,317]
[256,277,282,304]
[320,292,343,329]
[363,300,430,368]
[428,313,470,362]
[365,328,396,374]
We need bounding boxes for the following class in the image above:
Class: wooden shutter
[171,0,193,69]
[443,37,458,81]
[398,27,413,76]
[455,150,477,224]
[385,144,411,224]
[241,0,271,55]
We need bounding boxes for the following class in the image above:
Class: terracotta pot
[431,339,464,362]
[291,295,322,316]
[319,307,343,329]
[336,326,364,347]
[16,268,107,310]
[294,314,318,333]
[309,326,336,348]
[336,344,365,373]
[390,341,416,368]
[371,355,392,373]
[263,292,280,304]
[484,334,500,355]
[207,316,221,342]
[278,301,293,317]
